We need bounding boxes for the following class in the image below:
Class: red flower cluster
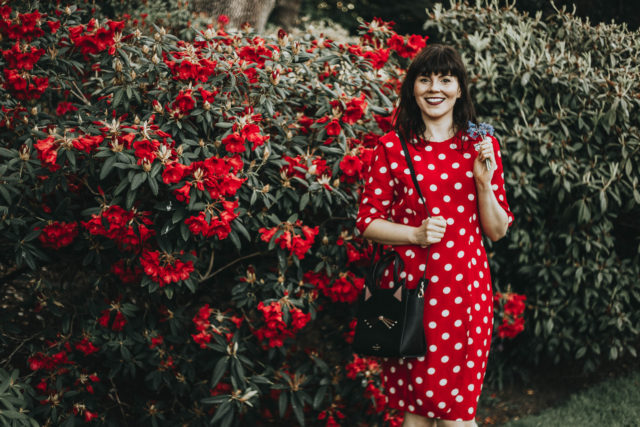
[68,19,125,56]
[191,304,243,348]
[162,155,244,205]
[310,271,364,303]
[185,200,239,240]
[75,338,100,356]
[28,350,72,371]
[259,220,319,259]
[253,301,311,348]
[494,292,527,339]
[339,154,366,184]
[2,68,48,100]
[365,382,387,413]
[0,9,44,41]
[139,249,194,286]
[2,41,44,70]
[38,221,78,249]
[34,132,104,171]
[83,205,154,251]
[98,308,127,331]
[56,101,79,116]
[387,34,428,58]
[317,408,345,427]
[163,43,217,81]
[345,354,380,380]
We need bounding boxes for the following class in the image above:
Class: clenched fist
[411,216,447,248]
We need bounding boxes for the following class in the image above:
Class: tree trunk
[190,0,277,33]
[270,0,303,30]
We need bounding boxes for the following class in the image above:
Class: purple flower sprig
[467,121,494,172]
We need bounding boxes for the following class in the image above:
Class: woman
[355,44,514,427]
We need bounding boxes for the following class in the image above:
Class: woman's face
[413,73,461,124]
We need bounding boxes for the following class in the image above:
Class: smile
[425,97,445,105]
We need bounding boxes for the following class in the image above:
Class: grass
[500,370,640,427]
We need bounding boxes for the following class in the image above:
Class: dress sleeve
[489,136,514,228]
[355,142,396,236]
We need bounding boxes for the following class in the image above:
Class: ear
[457,87,462,98]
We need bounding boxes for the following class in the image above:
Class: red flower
[498,316,525,339]
[173,182,192,203]
[317,271,364,303]
[162,161,190,184]
[139,249,195,286]
[339,155,364,183]
[325,119,342,136]
[2,41,45,70]
[342,94,367,125]
[38,221,78,249]
[2,69,48,100]
[171,90,195,115]
[75,338,100,356]
[84,410,98,422]
[222,132,245,153]
[241,124,269,150]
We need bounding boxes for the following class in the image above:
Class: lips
[425,97,445,105]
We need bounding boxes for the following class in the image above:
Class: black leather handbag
[352,133,431,358]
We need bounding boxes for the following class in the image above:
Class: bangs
[413,47,464,79]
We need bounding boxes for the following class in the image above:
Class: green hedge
[426,0,640,370]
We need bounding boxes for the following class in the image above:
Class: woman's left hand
[473,136,496,185]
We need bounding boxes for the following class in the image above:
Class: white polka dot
[438,154,446,160]
[454,182,462,190]
[385,142,394,148]
[379,166,387,173]
[441,173,448,180]
[413,155,421,161]
[419,264,426,271]
[468,193,475,201]
[365,218,371,223]
[446,218,454,226]
[428,163,435,170]
[468,408,474,414]
[444,264,452,271]
[467,361,475,368]
[370,207,377,214]
[452,162,460,169]
[390,366,396,373]
[455,274,463,281]
[382,200,390,206]
[417,174,424,181]
[427,411,435,417]
[416,377,423,384]
[466,171,473,178]
[390,162,398,169]
[403,168,410,175]
[427,368,435,375]
[399,400,405,407]
[430,184,437,191]
[443,287,451,294]
[417,398,423,406]
[432,252,440,260]
[451,388,459,396]
[439,379,447,386]
[443,195,451,202]
[456,395,464,402]
[457,205,464,213]
[408,404,415,412]
[475,303,481,311]
[374,188,382,195]
[446,240,454,247]
[429,298,438,306]
[453,366,460,373]
[454,319,462,326]
[441,355,449,363]
[442,309,450,317]
[432,207,440,214]
[455,342,463,350]
[463,153,471,159]
[398,379,404,386]
[389,387,396,394]
[428,321,437,329]
[477,349,483,357]
[459,228,466,235]
[426,146,433,152]
[441,332,450,340]
[438,401,446,409]
[457,251,465,258]
[429,345,437,352]
[431,275,439,283]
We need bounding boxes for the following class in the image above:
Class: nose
[428,80,443,92]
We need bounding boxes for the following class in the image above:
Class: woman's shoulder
[376,130,401,149]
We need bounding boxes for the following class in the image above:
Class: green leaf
[211,357,229,387]
[130,173,147,191]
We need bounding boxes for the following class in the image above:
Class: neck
[422,117,455,141]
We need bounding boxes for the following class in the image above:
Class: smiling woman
[356,44,514,427]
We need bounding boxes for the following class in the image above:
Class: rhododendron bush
[0,2,521,426]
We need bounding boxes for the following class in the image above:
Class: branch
[198,251,266,283]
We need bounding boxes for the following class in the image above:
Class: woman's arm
[362,217,447,247]
[473,136,509,241]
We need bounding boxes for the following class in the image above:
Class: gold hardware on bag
[418,282,425,298]
[372,344,381,351]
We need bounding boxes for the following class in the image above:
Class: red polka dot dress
[355,130,514,421]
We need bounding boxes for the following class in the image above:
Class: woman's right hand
[411,216,447,248]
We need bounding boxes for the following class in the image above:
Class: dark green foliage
[427,0,640,371]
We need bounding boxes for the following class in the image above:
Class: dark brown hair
[393,44,476,143]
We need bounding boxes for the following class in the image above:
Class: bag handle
[397,133,431,282]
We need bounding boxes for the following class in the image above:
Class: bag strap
[397,133,431,282]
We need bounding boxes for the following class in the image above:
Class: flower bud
[322,235,329,245]
[19,145,30,161]
[134,115,141,125]
[31,107,38,115]
[142,44,150,54]
[153,101,163,113]
[130,70,136,80]
[114,58,123,73]
[203,100,211,111]
[270,69,281,85]
[151,54,160,64]
[134,29,142,39]
[154,33,162,42]
[198,139,205,147]
[203,28,215,40]
[292,41,301,55]
[176,145,184,156]
[142,159,152,172]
